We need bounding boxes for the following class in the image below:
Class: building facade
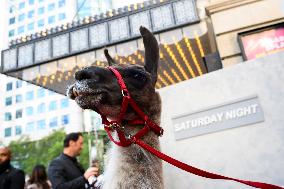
[206,0,284,67]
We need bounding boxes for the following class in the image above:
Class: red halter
[101,66,283,189]
[101,66,163,147]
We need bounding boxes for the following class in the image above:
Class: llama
[67,26,164,189]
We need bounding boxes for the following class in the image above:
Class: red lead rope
[103,66,283,189]
[136,139,283,189]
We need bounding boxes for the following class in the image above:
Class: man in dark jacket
[0,146,25,189]
[48,132,99,189]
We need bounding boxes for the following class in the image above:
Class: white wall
[159,51,284,188]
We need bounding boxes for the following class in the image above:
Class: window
[29,0,35,5]
[5,97,12,106]
[26,122,34,132]
[60,98,69,108]
[9,30,15,37]
[49,117,58,128]
[37,88,45,98]
[26,91,34,100]
[18,13,25,22]
[61,114,69,125]
[37,120,46,130]
[19,2,25,9]
[6,82,12,91]
[4,128,12,137]
[16,109,23,119]
[9,6,15,13]
[37,103,45,113]
[59,0,65,7]
[4,112,12,121]
[15,126,22,135]
[16,80,22,88]
[48,16,55,24]
[27,22,34,31]
[49,101,57,111]
[9,17,15,25]
[37,19,44,27]
[26,107,34,116]
[48,3,55,11]
[16,95,23,103]
[18,26,25,34]
[38,7,45,15]
[58,13,66,20]
[28,10,34,18]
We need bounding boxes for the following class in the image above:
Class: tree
[9,130,65,174]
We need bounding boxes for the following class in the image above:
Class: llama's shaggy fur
[68,26,163,189]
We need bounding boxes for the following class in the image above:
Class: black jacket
[47,153,87,189]
[0,163,25,189]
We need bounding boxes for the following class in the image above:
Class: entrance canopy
[1,0,211,95]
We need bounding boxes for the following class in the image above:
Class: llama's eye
[133,72,146,81]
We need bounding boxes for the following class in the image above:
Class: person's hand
[84,167,99,180]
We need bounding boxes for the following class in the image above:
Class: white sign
[172,96,265,140]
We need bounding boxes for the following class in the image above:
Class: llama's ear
[140,26,159,86]
[104,49,117,66]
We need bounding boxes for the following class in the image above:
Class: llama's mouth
[67,84,106,110]
[75,93,105,110]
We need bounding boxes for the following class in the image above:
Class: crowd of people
[0,132,103,189]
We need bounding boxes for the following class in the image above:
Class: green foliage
[9,130,65,175]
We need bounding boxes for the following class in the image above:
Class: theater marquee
[1,0,211,95]
[172,96,265,140]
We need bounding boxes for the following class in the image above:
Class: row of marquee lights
[157,35,205,88]
[2,0,199,72]
[20,33,206,90]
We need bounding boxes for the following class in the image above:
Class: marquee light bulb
[174,40,196,77]
[163,70,175,84]
[158,75,168,86]
[163,43,188,80]
[184,37,203,76]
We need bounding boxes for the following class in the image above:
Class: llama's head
[67,26,160,120]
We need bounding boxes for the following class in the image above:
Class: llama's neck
[103,92,163,189]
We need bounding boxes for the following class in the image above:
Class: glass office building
[76,0,113,19]
[7,0,113,40]
[0,74,83,144]
[7,0,72,40]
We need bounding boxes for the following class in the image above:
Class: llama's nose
[75,69,92,81]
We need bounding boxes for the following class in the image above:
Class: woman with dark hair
[26,164,51,189]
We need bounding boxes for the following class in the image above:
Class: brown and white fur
[67,26,163,189]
